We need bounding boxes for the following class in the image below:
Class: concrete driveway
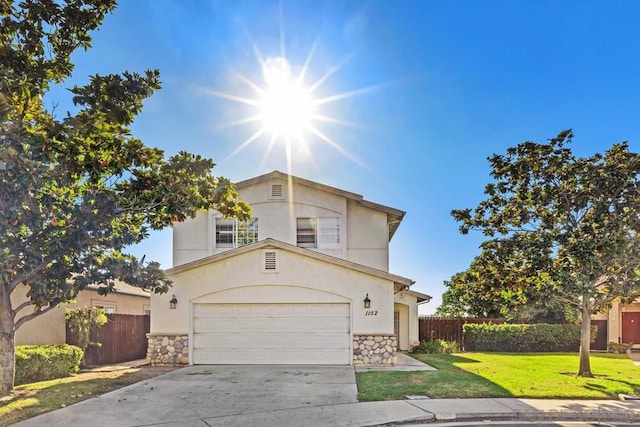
[15,365,358,427]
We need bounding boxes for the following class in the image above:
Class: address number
[365,310,378,316]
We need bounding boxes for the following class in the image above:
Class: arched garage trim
[191,284,351,304]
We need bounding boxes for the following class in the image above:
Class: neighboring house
[592,299,640,350]
[148,170,431,366]
[13,282,150,346]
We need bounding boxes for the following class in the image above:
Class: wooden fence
[66,313,150,365]
[419,316,505,349]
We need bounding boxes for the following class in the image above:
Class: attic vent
[270,183,284,199]
[263,250,278,272]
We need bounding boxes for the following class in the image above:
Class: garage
[192,302,351,364]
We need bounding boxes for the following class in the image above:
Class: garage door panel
[195,317,352,334]
[194,348,350,365]
[193,303,350,365]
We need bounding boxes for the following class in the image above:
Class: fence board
[67,314,150,365]
[418,316,505,350]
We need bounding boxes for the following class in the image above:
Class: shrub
[15,344,84,385]
[463,323,582,352]
[412,339,460,354]
[608,342,633,354]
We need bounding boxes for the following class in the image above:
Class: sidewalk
[188,398,640,427]
[381,398,640,426]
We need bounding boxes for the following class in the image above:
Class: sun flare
[258,57,314,138]
[207,38,380,169]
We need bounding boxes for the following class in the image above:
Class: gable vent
[270,183,284,199]
[263,250,278,272]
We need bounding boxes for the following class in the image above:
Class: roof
[406,289,432,304]
[86,281,151,298]
[235,171,406,240]
[165,238,414,289]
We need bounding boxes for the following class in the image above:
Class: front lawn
[356,352,640,402]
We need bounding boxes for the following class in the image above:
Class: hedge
[463,323,582,352]
[15,344,84,385]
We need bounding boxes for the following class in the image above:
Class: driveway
[15,365,358,427]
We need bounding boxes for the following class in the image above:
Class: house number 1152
[365,310,378,316]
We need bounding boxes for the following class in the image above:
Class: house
[592,299,640,350]
[13,282,150,346]
[148,171,431,365]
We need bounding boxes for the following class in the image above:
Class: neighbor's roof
[235,171,406,240]
[86,280,151,298]
[165,238,414,289]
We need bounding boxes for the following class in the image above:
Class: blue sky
[55,1,640,313]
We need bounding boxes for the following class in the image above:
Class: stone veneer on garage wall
[148,333,397,366]
[352,334,397,365]
[147,334,189,365]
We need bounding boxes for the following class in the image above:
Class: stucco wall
[346,200,389,271]
[13,285,150,346]
[172,176,390,271]
[153,246,395,337]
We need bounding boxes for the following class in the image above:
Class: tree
[65,307,108,366]
[451,130,640,377]
[437,251,578,323]
[0,0,250,395]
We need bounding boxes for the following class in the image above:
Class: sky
[50,1,640,314]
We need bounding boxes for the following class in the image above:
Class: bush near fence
[418,316,505,349]
[463,323,582,352]
[15,344,83,385]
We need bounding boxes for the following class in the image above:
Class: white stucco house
[148,171,431,365]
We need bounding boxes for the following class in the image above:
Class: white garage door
[192,303,350,364]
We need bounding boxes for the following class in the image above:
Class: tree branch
[14,305,58,331]
[12,300,33,316]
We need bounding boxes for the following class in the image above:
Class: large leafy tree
[452,130,640,377]
[437,250,577,324]
[0,0,250,395]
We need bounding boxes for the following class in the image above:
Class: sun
[258,57,314,138]
[206,39,381,169]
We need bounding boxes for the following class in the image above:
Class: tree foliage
[0,0,250,394]
[65,307,107,365]
[436,252,578,324]
[451,130,640,376]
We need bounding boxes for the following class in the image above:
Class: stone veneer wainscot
[147,334,189,365]
[352,334,397,365]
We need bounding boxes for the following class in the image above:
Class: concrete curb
[384,398,640,426]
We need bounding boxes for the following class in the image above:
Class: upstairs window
[296,217,340,249]
[216,218,259,249]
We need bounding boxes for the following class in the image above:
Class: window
[215,218,258,249]
[296,218,317,248]
[296,217,340,249]
[94,304,116,314]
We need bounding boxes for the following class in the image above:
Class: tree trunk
[577,299,593,377]
[0,284,16,396]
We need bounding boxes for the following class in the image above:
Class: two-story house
[148,171,430,365]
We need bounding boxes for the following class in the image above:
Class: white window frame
[93,303,116,314]
[297,217,340,249]
[215,217,258,249]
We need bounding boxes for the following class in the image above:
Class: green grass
[356,352,640,402]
